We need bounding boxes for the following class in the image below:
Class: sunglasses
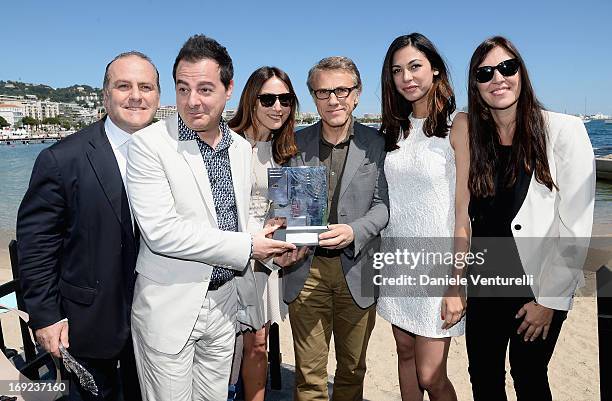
[474,58,520,83]
[257,93,295,108]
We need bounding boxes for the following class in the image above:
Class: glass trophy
[268,166,328,245]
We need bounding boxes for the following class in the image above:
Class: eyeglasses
[257,93,295,108]
[312,86,357,100]
[474,59,520,83]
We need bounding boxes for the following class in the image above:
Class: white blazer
[511,111,595,311]
[126,114,263,354]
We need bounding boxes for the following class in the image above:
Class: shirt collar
[320,116,354,147]
[104,117,132,149]
[177,115,233,151]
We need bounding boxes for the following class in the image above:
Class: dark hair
[103,51,160,94]
[306,56,362,94]
[380,33,456,151]
[468,36,555,197]
[228,66,299,165]
[172,34,233,89]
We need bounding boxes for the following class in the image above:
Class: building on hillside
[222,109,236,121]
[155,105,177,120]
[297,112,320,123]
[21,100,60,120]
[58,102,98,125]
[0,103,25,127]
[0,95,24,103]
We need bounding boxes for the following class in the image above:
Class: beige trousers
[132,279,237,401]
[289,256,376,401]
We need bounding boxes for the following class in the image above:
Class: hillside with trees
[0,80,102,105]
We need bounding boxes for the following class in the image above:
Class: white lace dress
[245,138,287,326]
[377,115,465,338]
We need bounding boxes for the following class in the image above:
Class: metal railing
[0,240,60,382]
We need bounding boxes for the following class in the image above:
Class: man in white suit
[126,34,296,400]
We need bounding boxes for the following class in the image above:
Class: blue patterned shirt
[178,116,237,287]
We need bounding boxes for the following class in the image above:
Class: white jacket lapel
[178,139,218,226]
[229,140,247,230]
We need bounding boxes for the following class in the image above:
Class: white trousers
[133,279,237,401]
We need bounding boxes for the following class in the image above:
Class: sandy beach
[1,230,28,382]
[0,230,607,400]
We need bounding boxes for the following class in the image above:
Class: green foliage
[58,117,73,130]
[21,116,39,126]
[0,116,9,128]
[0,80,103,104]
[42,117,61,125]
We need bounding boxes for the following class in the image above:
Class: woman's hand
[441,286,466,330]
[274,246,310,268]
[264,217,286,237]
[516,301,554,341]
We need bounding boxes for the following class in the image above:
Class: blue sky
[1,0,611,115]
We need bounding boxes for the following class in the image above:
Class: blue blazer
[17,118,138,358]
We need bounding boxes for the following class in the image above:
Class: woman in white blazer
[461,36,595,401]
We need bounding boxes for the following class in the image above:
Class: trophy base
[274,226,329,246]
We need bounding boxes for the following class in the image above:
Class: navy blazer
[17,118,138,359]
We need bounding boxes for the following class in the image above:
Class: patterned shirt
[178,116,237,287]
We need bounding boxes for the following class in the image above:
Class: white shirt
[104,117,135,228]
[104,117,132,187]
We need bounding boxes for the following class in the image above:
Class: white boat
[6,129,30,139]
[597,155,612,181]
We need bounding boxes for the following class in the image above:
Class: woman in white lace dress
[378,33,471,401]
[228,66,299,401]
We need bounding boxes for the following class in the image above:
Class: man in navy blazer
[16,51,160,400]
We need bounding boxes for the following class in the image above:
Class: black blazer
[16,118,138,359]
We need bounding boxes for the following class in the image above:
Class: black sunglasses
[257,93,295,108]
[474,58,520,83]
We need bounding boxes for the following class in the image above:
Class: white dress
[377,115,465,338]
[245,137,287,326]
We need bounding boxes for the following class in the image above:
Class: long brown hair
[380,33,456,151]
[468,36,555,198]
[229,66,299,164]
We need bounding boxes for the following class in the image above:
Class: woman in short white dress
[228,66,299,401]
[377,33,470,401]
